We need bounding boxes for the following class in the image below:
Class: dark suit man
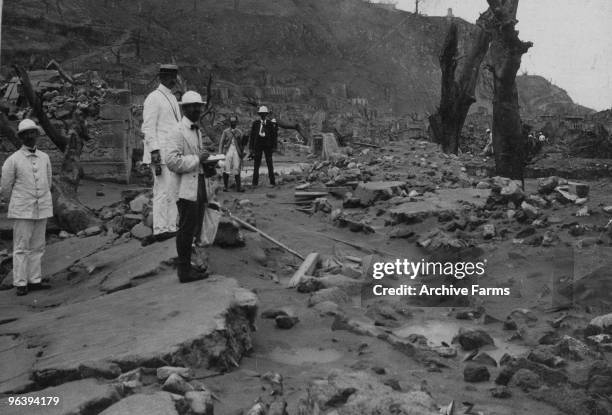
[249,106,278,187]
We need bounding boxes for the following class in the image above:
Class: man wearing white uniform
[141,64,181,245]
[219,115,246,192]
[1,120,53,296]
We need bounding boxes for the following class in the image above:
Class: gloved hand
[151,150,162,176]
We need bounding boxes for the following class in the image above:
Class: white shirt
[1,146,53,219]
[141,84,181,164]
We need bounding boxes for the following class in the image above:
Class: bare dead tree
[429,13,493,154]
[12,65,99,233]
[486,0,533,179]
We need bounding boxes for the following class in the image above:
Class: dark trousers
[252,146,275,186]
[176,175,206,280]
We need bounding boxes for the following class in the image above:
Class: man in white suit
[141,64,181,244]
[166,91,218,283]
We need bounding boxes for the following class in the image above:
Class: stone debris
[464,364,491,382]
[453,328,494,351]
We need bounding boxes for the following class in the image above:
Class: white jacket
[1,147,53,219]
[141,84,181,164]
[166,117,204,202]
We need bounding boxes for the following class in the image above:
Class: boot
[222,173,229,191]
[235,174,244,192]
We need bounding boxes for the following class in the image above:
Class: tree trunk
[14,65,99,233]
[486,0,533,179]
[429,16,491,154]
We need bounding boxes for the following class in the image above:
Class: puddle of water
[267,347,343,366]
[393,320,529,362]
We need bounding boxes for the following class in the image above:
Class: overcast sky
[387,0,612,111]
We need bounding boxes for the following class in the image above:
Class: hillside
[1,0,592,131]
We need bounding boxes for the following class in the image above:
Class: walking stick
[221,208,305,261]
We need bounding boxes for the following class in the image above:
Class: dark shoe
[178,270,208,283]
[157,231,176,242]
[28,282,51,291]
[141,234,157,247]
[16,286,28,296]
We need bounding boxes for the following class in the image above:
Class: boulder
[509,368,541,391]
[453,328,494,351]
[353,181,405,206]
[78,360,122,379]
[275,315,299,329]
[157,366,193,382]
[464,364,490,382]
[213,218,244,247]
[537,176,559,194]
[308,287,350,307]
[129,194,150,213]
[482,224,496,239]
[130,223,152,240]
[588,313,612,335]
[162,373,194,395]
[184,390,214,415]
[305,370,439,414]
[313,301,341,316]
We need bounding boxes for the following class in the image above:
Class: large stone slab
[100,239,176,293]
[44,234,113,277]
[1,379,121,415]
[99,392,179,415]
[390,188,490,223]
[0,276,257,392]
[353,181,405,206]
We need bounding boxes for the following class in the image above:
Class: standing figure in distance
[249,106,278,187]
[219,115,246,192]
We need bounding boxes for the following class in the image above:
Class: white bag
[199,207,221,246]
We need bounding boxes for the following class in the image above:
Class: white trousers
[152,165,179,235]
[222,143,241,176]
[13,218,47,287]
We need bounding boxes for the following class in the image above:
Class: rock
[313,301,340,316]
[0,277,257,392]
[482,223,496,239]
[538,176,559,194]
[490,386,512,399]
[542,231,559,246]
[305,370,439,414]
[524,234,543,246]
[59,230,71,239]
[521,201,539,218]
[510,368,541,391]
[157,366,193,381]
[453,328,494,351]
[464,364,490,382]
[214,218,244,247]
[500,180,524,203]
[78,360,122,379]
[3,379,121,415]
[516,227,536,238]
[121,213,143,229]
[275,315,299,329]
[554,335,601,361]
[296,276,324,293]
[528,348,565,368]
[575,205,590,217]
[555,186,578,203]
[308,287,350,307]
[130,223,152,240]
[184,390,214,415]
[162,373,194,395]
[353,181,405,206]
[588,313,612,335]
[528,194,549,208]
[408,189,420,197]
[476,181,491,189]
[84,225,103,236]
[267,398,288,415]
[261,308,291,319]
[129,194,150,213]
[473,352,498,367]
[389,225,415,239]
[575,197,588,205]
[318,273,364,293]
[99,392,179,415]
[568,181,589,198]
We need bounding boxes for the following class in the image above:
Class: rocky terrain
[0,138,611,414]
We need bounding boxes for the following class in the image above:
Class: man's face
[182,103,203,123]
[259,112,268,120]
[230,118,237,128]
[159,72,177,89]
[19,129,39,148]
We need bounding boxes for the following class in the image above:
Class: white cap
[486,128,491,132]
[257,106,269,114]
[17,119,42,135]
[179,91,205,106]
